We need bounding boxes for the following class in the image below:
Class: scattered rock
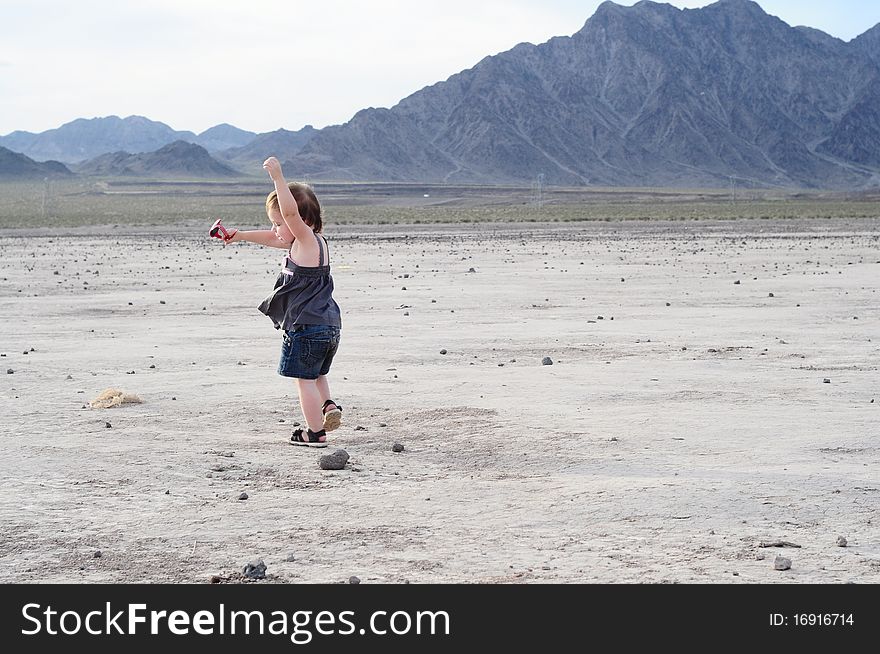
[823,378,831,384]
[769,293,775,297]
[392,443,405,453]
[774,556,792,571]
[93,550,102,558]
[243,559,267,580]
[468,267,476,273]
[440,349,447,355]
[319,450,350,471]
[285,554,297,563]
[349,576,361,585]
[354,425,367,431]
[238,492,249,501]
[759,541,801,549]
[6,369,12,374]
[105,422,112,429]
[542,357,553,366]
[734,280,741,285]
[836,536,848,547]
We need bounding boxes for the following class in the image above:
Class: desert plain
[1,183,878,583]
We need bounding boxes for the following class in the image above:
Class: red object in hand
[209,218,237,242]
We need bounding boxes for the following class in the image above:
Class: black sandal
[322,400,343,433]
[290,427,328,448]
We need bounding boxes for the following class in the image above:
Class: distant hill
[73,141,239,178]
[0,115,200,164]
[0,146,73,179]
[194,123,257,152]
[283,0,880,189]
[217,127,318,172]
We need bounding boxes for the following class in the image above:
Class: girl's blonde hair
[266,182,322,233]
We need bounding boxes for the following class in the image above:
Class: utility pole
[533,173,545,209]
[41,177,49,220]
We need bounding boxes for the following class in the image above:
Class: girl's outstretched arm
[228,230,291,248]
[262,157,313,243]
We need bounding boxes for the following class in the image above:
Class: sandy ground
[0,218,878,584]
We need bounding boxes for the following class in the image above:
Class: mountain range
[72,141,239,178]
[285,0,880,188]
[2,0,879,188]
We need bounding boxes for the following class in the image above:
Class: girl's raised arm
[262,157,313,243]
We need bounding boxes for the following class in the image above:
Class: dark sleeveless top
[257,232,342,330]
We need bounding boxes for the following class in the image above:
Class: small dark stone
[349,576,361,584]
[769,293,775,297]
[542,357,553,366]
[238,492,249,501]
[93,550,102,558]
[440,349,447,355]
[6,369,12,374]
[319,450,350,471]
[836,536,848,547]
[468,267,476,273]
[105,422,112,429]
[159,300,166,305]
[823,378,831,384]
[149,364,156,369]
[734,280,741,285]
[666,302,671,306]
[354,425,367,431]
[392,443,405,453]
[243,559,267,580]
[285,554,297,562]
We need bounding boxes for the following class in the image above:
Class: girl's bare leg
[295,379,325,439]
[316,375,335,408]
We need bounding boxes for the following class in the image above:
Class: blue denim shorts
[278,325,341,379]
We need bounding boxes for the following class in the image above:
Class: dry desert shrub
[89,388,143,409]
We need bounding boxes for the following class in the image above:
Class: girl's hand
[263,157,283,180]
[209,218,238,244]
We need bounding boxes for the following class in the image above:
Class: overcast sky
[2,0,879,136]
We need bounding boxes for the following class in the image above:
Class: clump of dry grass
[89,388,143,409]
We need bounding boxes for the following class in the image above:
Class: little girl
[209,157,342,447]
